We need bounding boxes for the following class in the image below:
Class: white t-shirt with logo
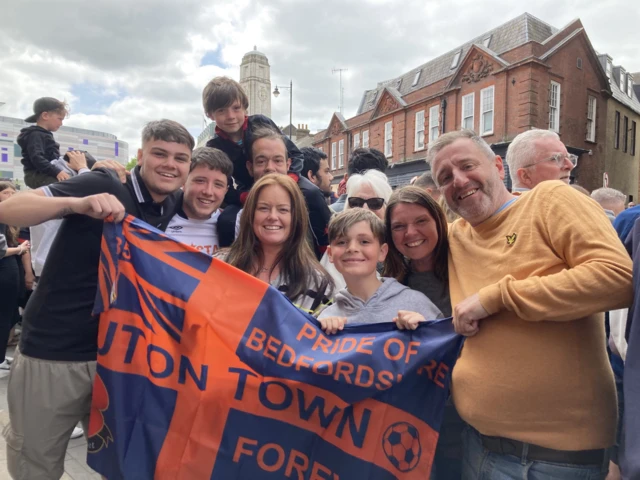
[166,210,221,256]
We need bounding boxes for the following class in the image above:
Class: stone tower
[239,46,271,117]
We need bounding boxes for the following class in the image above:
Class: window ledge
[481,131,494,137]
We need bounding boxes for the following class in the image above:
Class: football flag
[87,215,463,479]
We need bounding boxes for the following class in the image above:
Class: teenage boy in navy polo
[0,119,194,480]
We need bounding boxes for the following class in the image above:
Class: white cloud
[1,0,638,155]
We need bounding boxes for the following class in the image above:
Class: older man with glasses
[506,129,578,192]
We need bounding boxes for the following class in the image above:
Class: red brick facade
[313,16,615,191]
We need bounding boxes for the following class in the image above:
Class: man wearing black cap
[18,97,70,189]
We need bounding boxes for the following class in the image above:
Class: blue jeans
[462,426,609,479]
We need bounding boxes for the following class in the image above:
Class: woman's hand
[394,310,425,330]
[18,240,30,255]
[319,316,347,335]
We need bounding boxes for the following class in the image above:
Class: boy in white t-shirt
[167,147,233,255]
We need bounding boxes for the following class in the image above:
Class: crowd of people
[0,75,639,480]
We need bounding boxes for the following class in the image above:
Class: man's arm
[0,189,125,227]
[26,134,62,177]
[478,184,633,322]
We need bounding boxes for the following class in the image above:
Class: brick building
[312,13,640,194]
[596,58,640,201]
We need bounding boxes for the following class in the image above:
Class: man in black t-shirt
[0,119,194,480]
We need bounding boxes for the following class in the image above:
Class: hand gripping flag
[87,215,464,480]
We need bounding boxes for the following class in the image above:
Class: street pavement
[0,346,101,480]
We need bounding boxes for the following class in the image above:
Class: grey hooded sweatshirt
[318,277,443,324]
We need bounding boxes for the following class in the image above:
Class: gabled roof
[357,12,557,114]
[446,44,510,88]
[541,28,611,94]
[369,87,408,120]
[324,112,348,139]
[282,124,297,136]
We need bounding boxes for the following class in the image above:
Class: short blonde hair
[328,209,385,245]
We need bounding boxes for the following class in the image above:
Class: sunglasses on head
[348,197,385,210]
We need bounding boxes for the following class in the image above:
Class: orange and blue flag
[87,215,463,479]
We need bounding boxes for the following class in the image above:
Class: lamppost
[273,81,293,138]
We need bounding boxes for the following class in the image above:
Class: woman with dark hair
[0,182,31,369]
[383,186,451,316]
[382,185,461,479]
[223,174,334,314]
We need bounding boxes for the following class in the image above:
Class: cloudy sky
[1,0,638,156]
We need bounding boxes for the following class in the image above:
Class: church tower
[239,46,271,117]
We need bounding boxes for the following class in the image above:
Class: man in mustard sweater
[427,130,633,479]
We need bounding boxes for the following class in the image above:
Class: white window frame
[353,132,360,149]
[338,139,344,168]
[451,50,461,70]
[549,81,561,133]
[331,142,337,170]
[412,70,421,87]
[480,86,495,136]
[606,62,612,79]
[586,96,597,142]
[429,105,440,142]
[414,110,425,151]
[363,130,369,148]
[384,121,393,157]
[620,70,626,91]
[628,76,634,97]
[462,93,474,131]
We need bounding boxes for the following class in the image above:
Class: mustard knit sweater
[448,180,633,450]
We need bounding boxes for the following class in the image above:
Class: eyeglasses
[348,197,385,210]
[521,153,578,169]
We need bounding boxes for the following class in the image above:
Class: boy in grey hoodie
[318,209,442,333]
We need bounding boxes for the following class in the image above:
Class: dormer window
[412,70,421,87]
[451,50,462,70]
[606,61,612,79]
[482,35,492,48]
[628,75,634,97]
[620,69,626,91]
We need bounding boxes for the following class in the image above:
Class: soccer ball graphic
[382,422,422,472]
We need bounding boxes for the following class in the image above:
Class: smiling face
[518,136,573,188]
[328,220,388,279]
[432,138,508,226]
[137,139,191,202]
[252,184,292,248]
[209,99,246,139]
[182,165,228,220]
[390,203,439,267]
